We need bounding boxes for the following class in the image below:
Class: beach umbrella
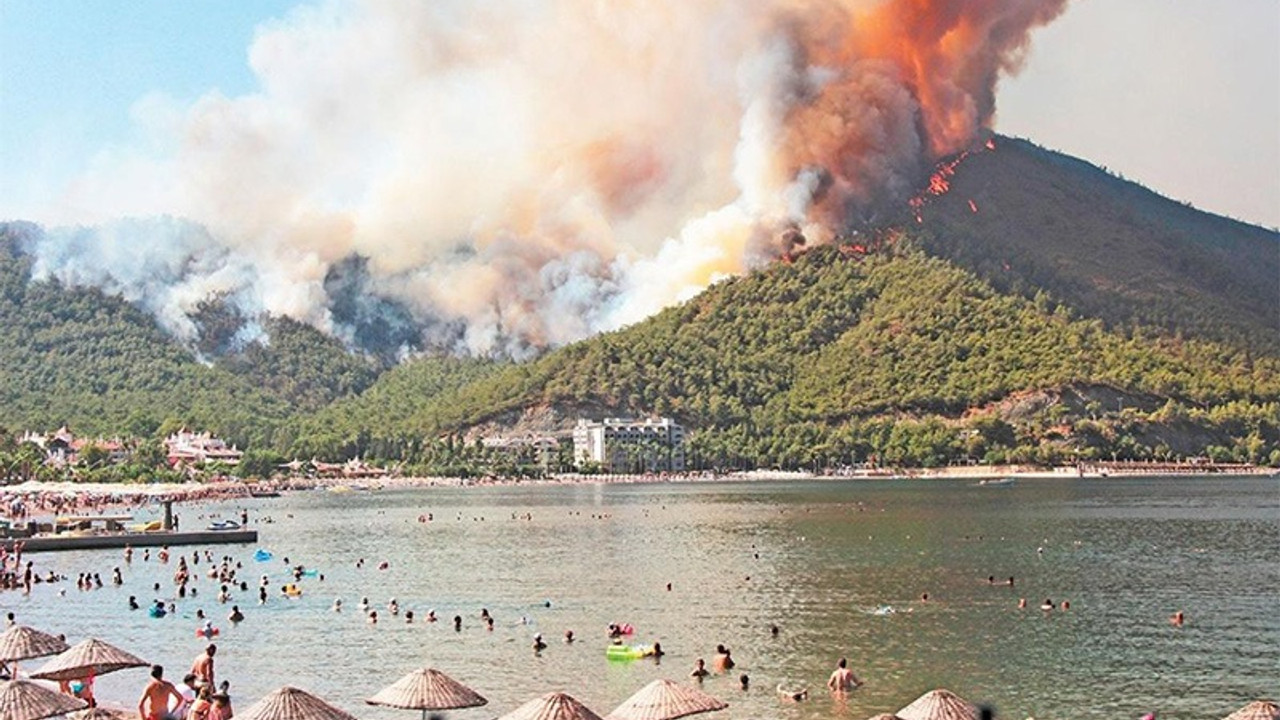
[0,679,88,720]
[605,679,727,720]
[366,668,487,719]
[0,626,69,670]
[30,639,147,682]
[67,708,132,720]
[496,692,605,720]
[1225,701,1280,720]
[897,689,978,720]
[239,686,360,720]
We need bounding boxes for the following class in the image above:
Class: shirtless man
[191,645,216,688]
[711,645,735,672]
[827,658,862,692]
[138,665,184,720]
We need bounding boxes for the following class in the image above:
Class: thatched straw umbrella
[366,668,487,719]
[1225,700,1280,720]
[0,626,69,675]
[30,639,146,682]
[496,692,604,720]
[0,678,88,720]
[605,679,727,720]
[238,686,360,720]
[897,689,978,720]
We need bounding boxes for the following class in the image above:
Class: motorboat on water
[976,477,1016,487]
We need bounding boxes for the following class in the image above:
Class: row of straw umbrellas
[2,624,1275,720]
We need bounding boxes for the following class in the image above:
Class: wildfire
[908,137,995,223]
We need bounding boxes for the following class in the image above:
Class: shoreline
[1,462,1273,509]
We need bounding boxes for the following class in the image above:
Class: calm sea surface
[7,476,1278,720]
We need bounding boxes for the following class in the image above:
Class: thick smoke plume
[25,0,1068,357]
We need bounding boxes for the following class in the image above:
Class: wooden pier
[3,528,258,553]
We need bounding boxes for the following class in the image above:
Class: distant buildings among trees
[572,417,686,473]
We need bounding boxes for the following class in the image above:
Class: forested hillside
[0,227,289,446]
[316,245,1279,470]
[2,133,1277,475]
[916,137,1279,352]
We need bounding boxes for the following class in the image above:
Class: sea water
[6,476,1278,720]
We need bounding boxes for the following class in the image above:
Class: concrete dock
[3,528,258,553]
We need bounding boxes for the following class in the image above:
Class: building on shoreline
[164,429,243,467]
[481,435,560,471]
[572,417,685,473]
[19,426,128,467]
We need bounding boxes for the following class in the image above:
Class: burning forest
[19,0,1071,359]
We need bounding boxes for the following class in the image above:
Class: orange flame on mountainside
[782,1,1063,227]
[908,138,995,223]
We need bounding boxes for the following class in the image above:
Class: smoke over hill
[24,0,1068,357]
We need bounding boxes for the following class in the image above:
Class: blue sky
[2,0,1278,228]
[0,0,297,214]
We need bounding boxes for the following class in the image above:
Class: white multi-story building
[164,429,243,467]
[573,417,685,473]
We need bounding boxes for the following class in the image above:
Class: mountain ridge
[1,135,1277,472]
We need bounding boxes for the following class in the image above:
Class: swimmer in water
[1040,598,1054,611]
[564,630,575,643]
[228,606,244,623]
[1170,610,1184,627]
[532,634,547,652]
[690,658,709,680]
[712,645,735,672]
[778,685,808,702]
[332,599,343,612]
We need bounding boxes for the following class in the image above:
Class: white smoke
[22,0,1067,357]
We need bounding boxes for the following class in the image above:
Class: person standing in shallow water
[827,658,862,692]
[712,645,734,672]
[191,644,216,688]
[138,665,184,720]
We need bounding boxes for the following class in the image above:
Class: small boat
[207,520,241,531]
[977,477,1015,487]
[248,490,281,498]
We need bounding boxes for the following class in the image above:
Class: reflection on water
[8,477,1278,719]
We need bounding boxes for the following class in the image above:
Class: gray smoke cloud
[20,0,1069,357]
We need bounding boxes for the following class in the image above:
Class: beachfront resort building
[19,426,129,467]
[481,435,560,471]
[573,417,686,473]
[164,429,243,467]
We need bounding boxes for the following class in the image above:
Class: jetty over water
[3,528,258,553]
[2,499,257,553]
